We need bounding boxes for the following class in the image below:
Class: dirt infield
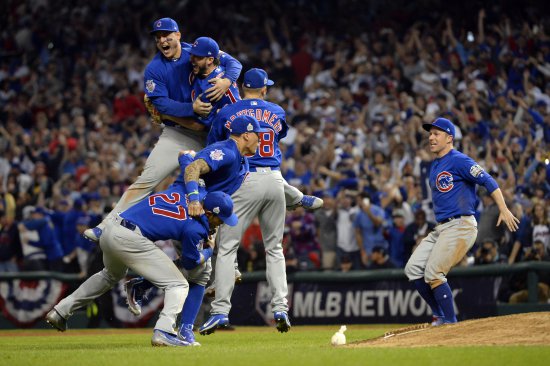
[350,312,550,347]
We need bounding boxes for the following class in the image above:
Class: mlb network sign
[230,277,498,325]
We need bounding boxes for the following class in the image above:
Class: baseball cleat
[124,277,147,316]
[151,329,191,347]
[178,323,201,346]
[45,308,67,332]
[199,314,229,335]
[274,311,291,333]
[287,195,324,211]
[300,195,323,210]
[83,227,103,243]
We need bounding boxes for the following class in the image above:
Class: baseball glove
[144,95,162,125]
[143,95,206,131]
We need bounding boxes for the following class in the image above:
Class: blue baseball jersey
[144,43,242,118]
[24,218,64,260]
[207,98,288,168]
[430,149,498,222]
[190,65,241,129]
[192,139,249,196]
[120,184,210,270]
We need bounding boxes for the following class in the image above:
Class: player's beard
[193,64,208,78]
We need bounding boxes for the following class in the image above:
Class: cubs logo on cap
[243,68,274,89]
[184,37,220,58]
[150,17,179,34]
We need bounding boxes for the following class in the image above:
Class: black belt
[438,215,462,225]
[120,218,138,231]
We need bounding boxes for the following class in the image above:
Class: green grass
[0,326,549,366]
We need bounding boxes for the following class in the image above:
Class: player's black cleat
[274,311,291,333]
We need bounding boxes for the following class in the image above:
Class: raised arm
[477,9,486,44]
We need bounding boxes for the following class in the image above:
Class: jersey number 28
[149,193,188,220]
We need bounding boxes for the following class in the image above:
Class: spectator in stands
[0,212,22,272]
[385,209,407,268]
[354,192,388,266]
[314,193,338,271]
[367,246,396,270]
[18,207,63,271]
[531,203,549,254]
[509,240,550,303]
[474,239,504,265]
[286,207,321,270]
[335,191,361,270]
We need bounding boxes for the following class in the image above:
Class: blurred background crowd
[0,0,549,292]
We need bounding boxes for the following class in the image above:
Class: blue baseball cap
[423,118,455,138]
[243,68,274,88]
[203,191,238,226]
[228,115,269,135]
[150,18,179,34]
[184,37,219,57]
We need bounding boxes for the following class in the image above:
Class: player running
[404,118,519,325]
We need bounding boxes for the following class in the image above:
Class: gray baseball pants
[404,216,477,288]
[55,216,189,334]
[210,168,288,315]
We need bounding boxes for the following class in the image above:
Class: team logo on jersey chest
[210,149,225,161]
[436,171,454,192]
[145,79,156,93]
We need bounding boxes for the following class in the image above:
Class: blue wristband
[201,247,213,262]
[186,181,199,201]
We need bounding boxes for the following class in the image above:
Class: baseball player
[185,37,241,128]
[207,69,322,211]
[45,188,238,347]
[404,118,519,325]
[200,69,297,335]
[124,115,263,345]
[84,18,242,242]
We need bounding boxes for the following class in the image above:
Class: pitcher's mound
[351,312,550,347]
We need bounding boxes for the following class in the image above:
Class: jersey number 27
[149,193,188,220]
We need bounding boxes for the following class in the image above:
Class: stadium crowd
[0,0,549,291]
